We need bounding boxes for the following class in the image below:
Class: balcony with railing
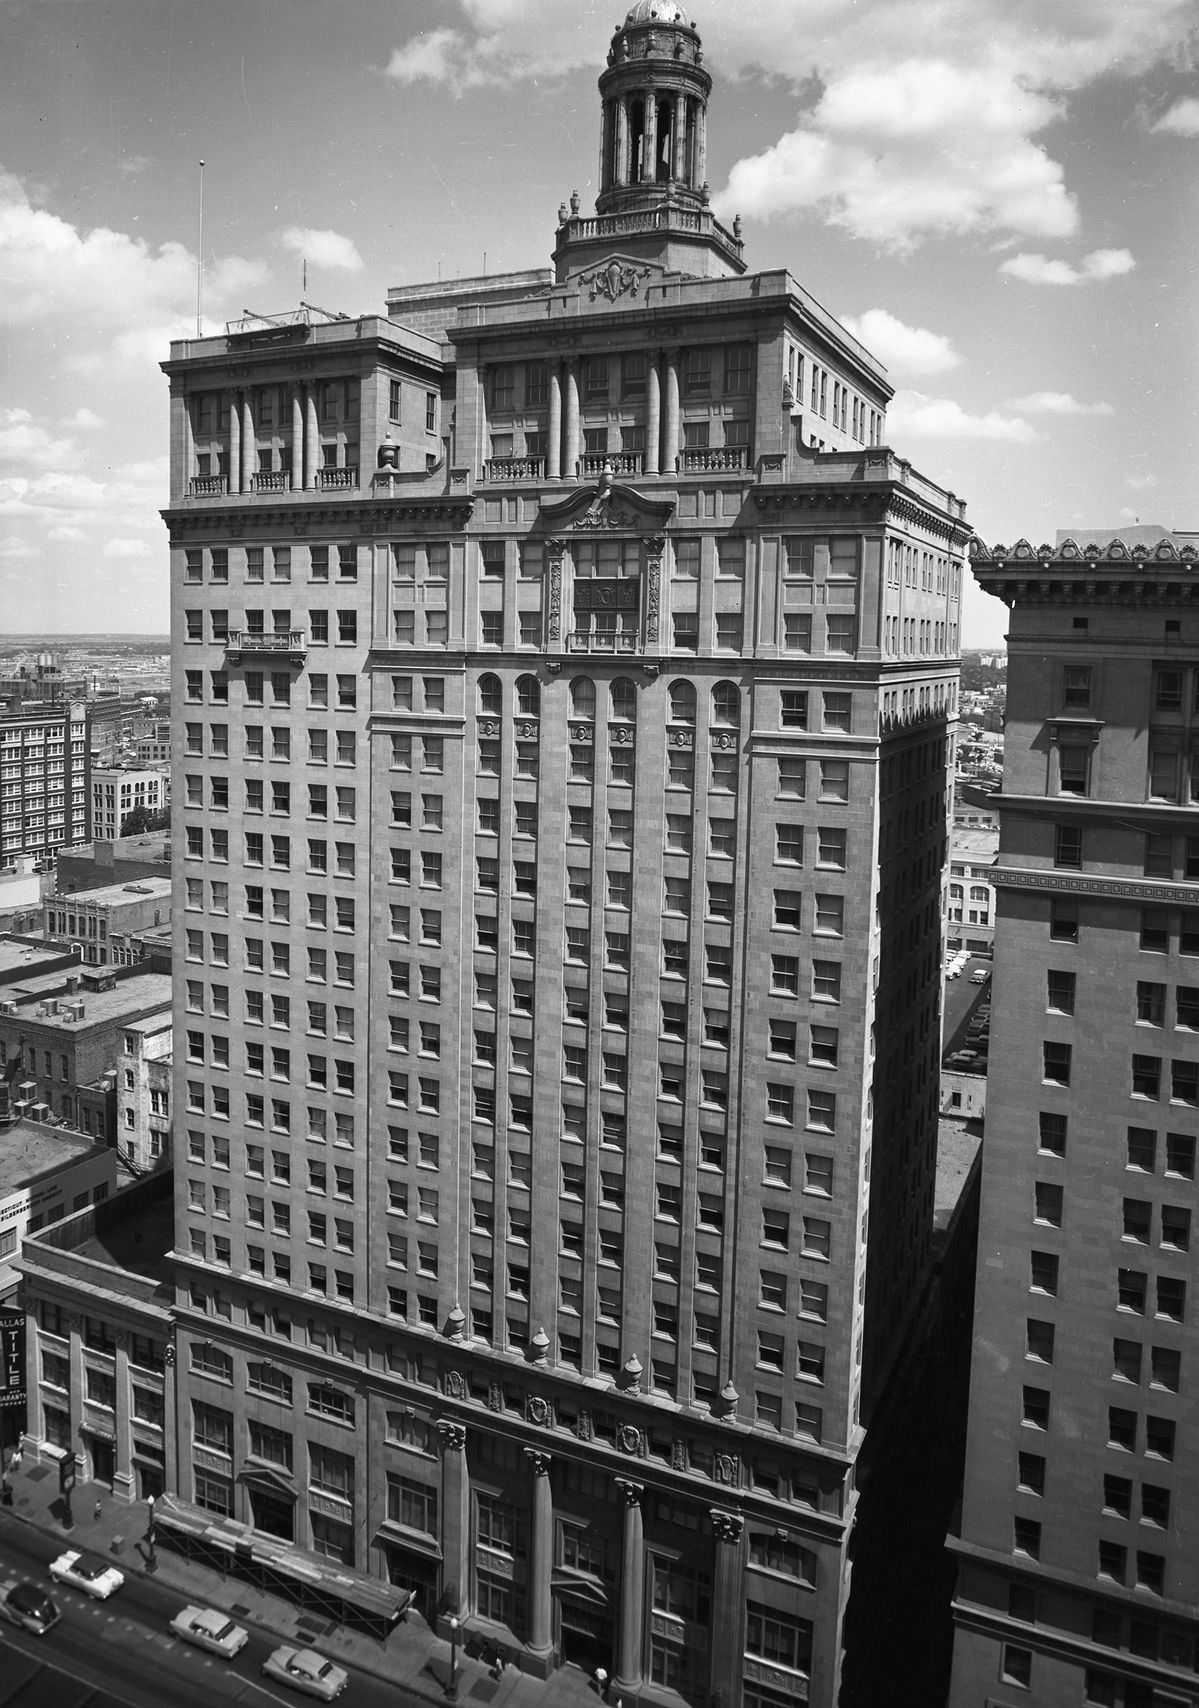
[483,456,546,483]
[315,466,358,491]
[251,471,291,494]
[680,446,749,474]
[579,453,644,479]
[556,205,745,270]
[188,475,228,497]
[224,630,308,663]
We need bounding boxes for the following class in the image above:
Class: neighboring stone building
[17,1172,173,1499]
[43,875,172,967]
[90,765,170,843]
[0,965,172,1140]
[945,823,999,956]
[0,1119,116,1299]
[116,1009,172,1172]
[56,831,171,895]
[159,7,968,1703]
[949,531,1199,1707]
[0,693,89,864]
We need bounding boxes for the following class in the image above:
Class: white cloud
[889,390,1039,443]
[1000,247,1136,284]
[0,166,266,338]
[1126,473,1160,490]
[101,538,152,560]
[46,525,86,541]
[1152,96,1199,135]
[839,309,960,375]
[1008,391,1115,416]
[383,2,1193,250]
[0,537,35,559]
[65,407,104,429]
[280,227,364,273]
[0,412,77,471]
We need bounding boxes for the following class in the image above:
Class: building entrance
[557,1595,614,1674]
[87,1435,115,1487]
[248,1486,294,1542]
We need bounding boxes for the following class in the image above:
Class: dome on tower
[624,0,690,23]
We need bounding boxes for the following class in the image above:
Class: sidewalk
[1,1462,607,1708]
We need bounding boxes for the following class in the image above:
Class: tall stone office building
[949,531,1199,1708]
[161,4,968,1701]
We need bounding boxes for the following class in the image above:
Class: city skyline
[0,0,1195,641]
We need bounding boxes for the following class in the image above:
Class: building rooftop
[47,876,171,910]
[17,1171,174,1300]
[72,1188,174,1284]
[0,1119,105,1198]
[950,827,999,863]
[0,940,78,983]
[2,969,171,1029]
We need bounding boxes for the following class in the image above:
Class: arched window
[516,675,540,717]
[712,681,740,726]
[478,674,502,717]
[610,677,637,722]
[668,681,696,725]
[570,678,596,721]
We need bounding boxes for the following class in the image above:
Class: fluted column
[697,106,708,186]
[228,393,241,494]
[290,390,303,490]
[548,366,563,479]
[304,390,319,490]
[525,1450,554,1660]
[673,93,687,182]
[614,1479,644,1695]
[437,1421,469,1615]
[644,87,658,183]
[663,350,680,473]
[645,356,661,476]
[477,366,489,468]
[563,361,580,479]
[615,98,629,187]
[240,395,255,492]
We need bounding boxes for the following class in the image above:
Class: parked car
[0,1580,60,1634]
[170,1604,250,1658]
[262,1645,349,1701]
[48,1551,124,1601]
[970,969,989,984]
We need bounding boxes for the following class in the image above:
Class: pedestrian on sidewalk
[93,1499,103,1522]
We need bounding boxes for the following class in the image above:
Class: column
[614,1478,644,1696]
[615,98,629,187]
[290,390,303,490]
[477,366,489,469]
[241,395,255,493]
[437,1421,470,1616]
[697,106,708,187]
[547,366,563,479]
[644,88,658,185]
[673,93,687,182]
[663,350,680,473]
[709,1510,744,1705]
[525,1450,554,1662]
[113,1331,133,1500]
[563,361,580,479]
[304,389,319,490]
[228,393,241,494]
[599,101,612,196]
[645,356,661,476]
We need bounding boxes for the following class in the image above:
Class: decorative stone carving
[443,1370,466,1399]
[608,724,635,745]
[575,1409,593,1442]
[437,1420,466,1452]
[547,539,565,641]
[526,1395,553,1427]
[617,1424,645,1457]
[568,722,594,743]
[644,534,664,643]
[671,1439,688,1472]
[579,261,653,304]
[486,1381,504,1413]
[714,1453,739,1485]
[667,728,694,748]
[163,1344,176,1368]
[477,718,500,739]
[711,1509,743,1543]
[710,731,737,750]
[524,1448,552,1477]
[615,1477,644,1507]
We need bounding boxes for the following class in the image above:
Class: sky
[0,0,1195,645]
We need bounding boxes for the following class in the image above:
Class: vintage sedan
[169,1604,250,1658]
[48,1552,125,1601]
[262,1645,349,1700]
[0,1581,60,1634]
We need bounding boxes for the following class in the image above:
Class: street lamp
[145,1494,157,1574]
[446,1614,460,1703]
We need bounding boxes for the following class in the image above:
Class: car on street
[48,1551,125,1601]
[262,1646,349,1700]
[970,969,989,984]
[169,1604,250,1658]
[0,1581,60,1634]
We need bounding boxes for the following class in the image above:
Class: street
[0,1520,440,1708]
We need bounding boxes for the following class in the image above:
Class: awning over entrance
[153,1494,412,1638]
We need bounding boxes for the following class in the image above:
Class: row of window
[184,544,358,583]
[487,348,756,413]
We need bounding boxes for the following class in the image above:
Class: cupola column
[644,84,658,183]
[599,100,612,195]
[615,97,629,187]
[645,355,661,476]
[673,92,688,182]
[697,104,707,186]
[547,363,563,480]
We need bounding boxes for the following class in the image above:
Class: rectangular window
[1054,824,1083,869]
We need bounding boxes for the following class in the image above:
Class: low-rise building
[945,825,999,955]
[0,1120,116,1298]
[56,832,170,895]
[116,1010,172,1173]
[16,1172,173,1498]
[89,766,170,844]
[43,876,171,967]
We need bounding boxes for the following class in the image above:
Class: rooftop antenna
[196,160,205,336]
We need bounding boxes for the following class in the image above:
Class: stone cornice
[161,497,474,538]
[992,865,1199,904]
[972,535,1199,607]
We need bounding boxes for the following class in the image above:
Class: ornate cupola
[552,4,745,284]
